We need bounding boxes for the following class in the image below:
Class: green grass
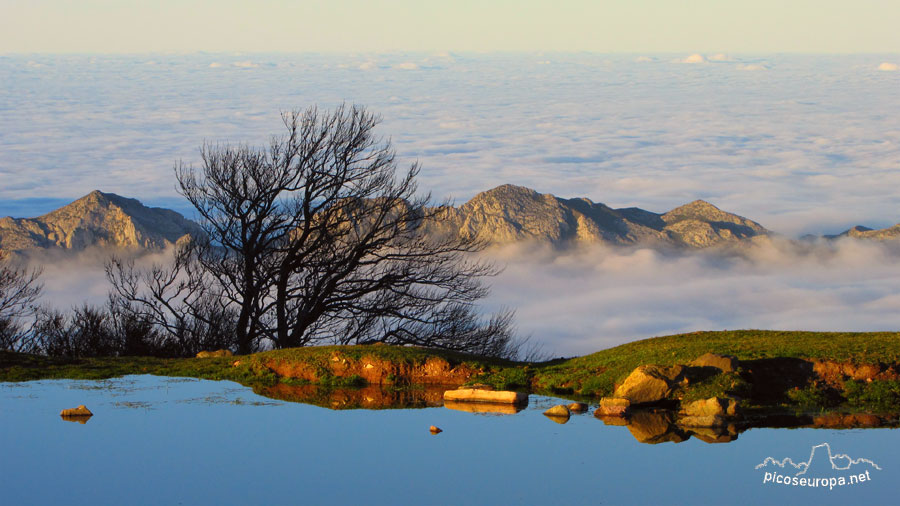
[518,330,900,397]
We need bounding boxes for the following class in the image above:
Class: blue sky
[3,0,900,53]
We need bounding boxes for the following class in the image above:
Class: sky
[3,0,900,54]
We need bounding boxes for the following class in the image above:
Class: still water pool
[2,376,897,505]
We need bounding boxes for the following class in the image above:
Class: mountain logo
[756,443,881,489]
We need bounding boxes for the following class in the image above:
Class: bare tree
[0,252,42,351]
[161,104,515,356]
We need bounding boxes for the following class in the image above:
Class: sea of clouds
[3,52,900,355]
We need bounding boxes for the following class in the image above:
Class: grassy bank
[4,330,900,411]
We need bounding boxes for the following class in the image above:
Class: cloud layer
[28,238,900,357]
[482,239,900,356]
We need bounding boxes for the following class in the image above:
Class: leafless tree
[111,104,516,357]
[0,252,42,351]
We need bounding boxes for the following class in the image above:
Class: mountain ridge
[2,184,898,254]
[0,190,200,253]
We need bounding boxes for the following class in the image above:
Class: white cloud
[634,56,654,63]
[708,53,732,61]
[680,53,706,64]
[232,61,258,68]
[878,62,898,71]
[739,63,769,71]
[208,62,222,68]
[392,62,419,70]
[483,239,900,356]
[358,61,377,70]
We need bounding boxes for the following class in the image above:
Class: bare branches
[0,252,43,351]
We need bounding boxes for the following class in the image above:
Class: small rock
[60,405,93,417]
[567,402,588,413]
[689,353,738,373]
[680,397,726,417]
[429,425,442,434]
[543,404,571,418]
[595,397,631,417]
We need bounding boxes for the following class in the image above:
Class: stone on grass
[614,365,682,404]
[689,353,738,373]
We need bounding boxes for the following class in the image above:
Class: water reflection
[444,400,526,415]
[595,408,900,445]
[253,383,448,410]
[4,376,899,505]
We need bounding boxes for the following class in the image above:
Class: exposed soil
[262,352,484,385]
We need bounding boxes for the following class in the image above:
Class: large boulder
[614,365,683,404]
[689,353,738,373]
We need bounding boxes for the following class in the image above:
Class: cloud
[708,53,732,61]
[392,62,419,70]
[481,239,900,356]
[358,61,377,70]
[878,62,898,71]
[739,63,769,71]
[208,62,222,68]
[232,61,258,68]
[634,56,655,63]
[680,53,706,64]
[26,237,900,359]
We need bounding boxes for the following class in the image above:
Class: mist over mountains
[2,184,897,257]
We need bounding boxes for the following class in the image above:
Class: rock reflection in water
[444,400,527,415]
[253,383,448,410]
[60,415,92,424]
[596,410,738,444]
[596,408,900,444]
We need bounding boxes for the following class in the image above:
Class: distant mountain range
[1,185,897,255]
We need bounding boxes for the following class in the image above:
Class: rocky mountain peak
[0,190,200,253]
